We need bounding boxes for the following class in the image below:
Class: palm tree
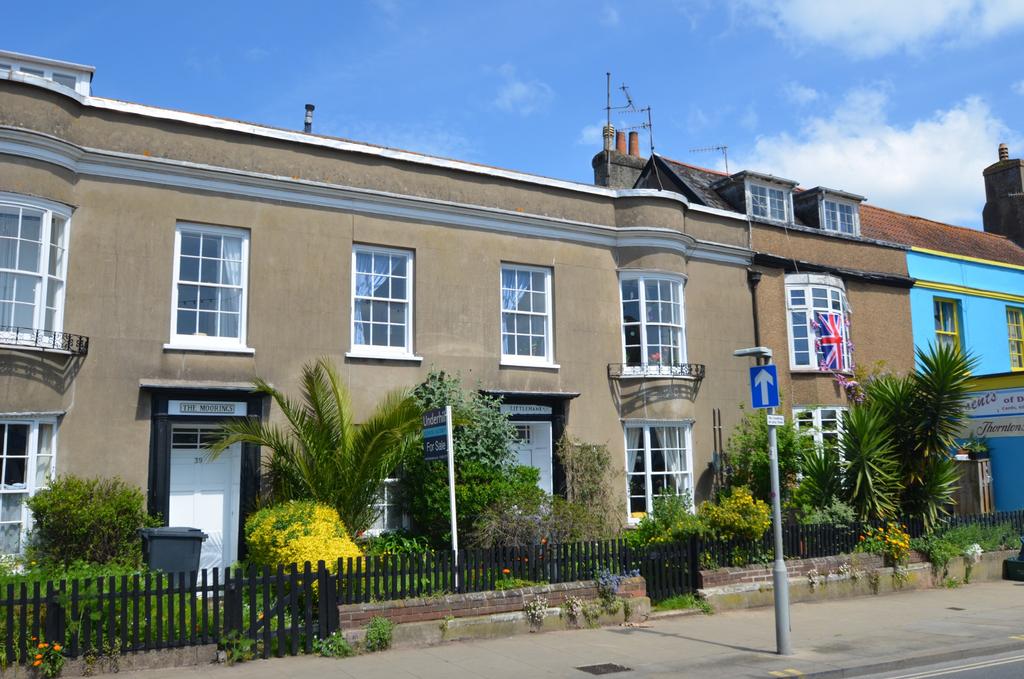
[208,358,423,537]
[841,405,901,522]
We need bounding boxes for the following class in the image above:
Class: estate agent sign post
[735,346,792,656]
[423,406,458,583]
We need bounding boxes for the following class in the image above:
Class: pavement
[109,581,1024,678]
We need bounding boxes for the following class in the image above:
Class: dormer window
[823,199,859,236]
[0,51,93,96]
[750,183,790,222]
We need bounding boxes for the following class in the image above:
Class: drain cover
[947,606,966,611]
[576,664,631,675]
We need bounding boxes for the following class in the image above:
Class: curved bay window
[786,274,852,371]
[625,422,692,522]
[0,196,69,343]
[620,274,685,375]
[0,419,56,554]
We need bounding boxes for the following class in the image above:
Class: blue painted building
[861,144,1024,511]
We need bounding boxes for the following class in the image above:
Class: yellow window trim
[933,297,961,349]
[1008,306,1024,372]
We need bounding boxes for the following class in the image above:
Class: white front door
[168,426,241,571]
[512,422,553,494]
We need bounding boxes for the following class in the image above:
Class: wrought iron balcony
[0,327,89,356]
[607,362,705,380]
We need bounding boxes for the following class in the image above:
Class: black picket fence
[697,509,1024,569]
[0,538,696,666]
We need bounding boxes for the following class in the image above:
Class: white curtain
[625,427,644,473]
[501,269,530,311]
[221,236,243,286]
[354,253,387,344]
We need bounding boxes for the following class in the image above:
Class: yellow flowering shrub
[698,486,771,542]
[856,522,910,566]
[245,501,363,573]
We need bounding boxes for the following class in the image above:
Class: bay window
[794,407,846,453]
[0,196,70,343]
[0,419,56,554]
[786,274,852,371]
[625,422,692,521]
[620,274,685,375]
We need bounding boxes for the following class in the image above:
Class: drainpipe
[747,269,763,347]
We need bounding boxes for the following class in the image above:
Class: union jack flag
[816,312,846,371]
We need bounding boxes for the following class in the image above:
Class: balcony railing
[0,327,89,356]
[607,362,705,380]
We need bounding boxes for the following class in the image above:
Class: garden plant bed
[0,644,217,678]
[698,549,1018,611]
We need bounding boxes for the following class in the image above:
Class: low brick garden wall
[698,551,927,589]
[337,576,646,631]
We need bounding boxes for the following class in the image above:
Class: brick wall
[337,577,646,630]
[698,551,927,589]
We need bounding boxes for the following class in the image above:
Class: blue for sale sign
[423,407,451,461]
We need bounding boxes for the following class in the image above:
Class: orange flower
[33,660,41,667]
[34,654,42,660]
[53,644,61,652]
[502,568,511,575]
[37,643,46,649]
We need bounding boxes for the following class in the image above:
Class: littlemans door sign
[168,400,247,417]
[500,404,553,416]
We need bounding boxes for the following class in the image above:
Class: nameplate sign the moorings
[499,404,553,416]
[168,400,247,417]
[423,407,451,461]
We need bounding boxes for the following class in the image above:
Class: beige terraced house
[0,51,765,568]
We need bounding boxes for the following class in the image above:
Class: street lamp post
[733,346,792,656]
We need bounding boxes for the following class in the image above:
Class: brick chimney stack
[593,130,647,188]
[982,143,1024,247]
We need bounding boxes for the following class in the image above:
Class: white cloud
[493,64,554,116]
[735,86,1020,225]
[1014,80,1024,95]
[784,81,820,106]
[578,119,606,146]
[600,5,620,26]
[739,0,1024,58]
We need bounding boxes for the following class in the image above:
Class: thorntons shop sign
[961,388,1024,439]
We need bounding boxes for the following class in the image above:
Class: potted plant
[961,436,990,461]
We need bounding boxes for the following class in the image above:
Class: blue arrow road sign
[749,364,780,409]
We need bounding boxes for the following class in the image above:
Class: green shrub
[363,616,394,652]
[725,407,813,503]
[245,501,362,572]
[797,499,857,527]
[937,522,1015,553]
[313,630,354,658]
[625,491,704,549]
[363,531,430,557]
[652,594,713,614]
[402,371,544,545]
[25,476,160,569]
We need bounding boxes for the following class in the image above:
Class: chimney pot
[304,103,315,133]
[999,143,1009,161]
[615,131,627,154]
[603,124,615,152]
[628,131,639,157]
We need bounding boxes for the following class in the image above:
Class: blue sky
[4,0,1024,227]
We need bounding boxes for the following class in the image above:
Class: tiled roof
[655,156,735,211]
[860,205,1024,267]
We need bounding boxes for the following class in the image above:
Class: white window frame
[0,193,71,343]
[618,272,687,377]
[785,273,853,372]
[166,222,252,353]
[624,421,694,524]
[0,418,57,555]
[746,181,793,224]
[365,477,408,536]
[499,263,556,368]
[821,198,860,236]
[793,406,847,453]
[347,245,420,361]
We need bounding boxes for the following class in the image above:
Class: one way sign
[749,364,780,409]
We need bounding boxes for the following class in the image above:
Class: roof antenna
[617,83,655,155]
[689,145,729,174]
[304,104,315,133]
